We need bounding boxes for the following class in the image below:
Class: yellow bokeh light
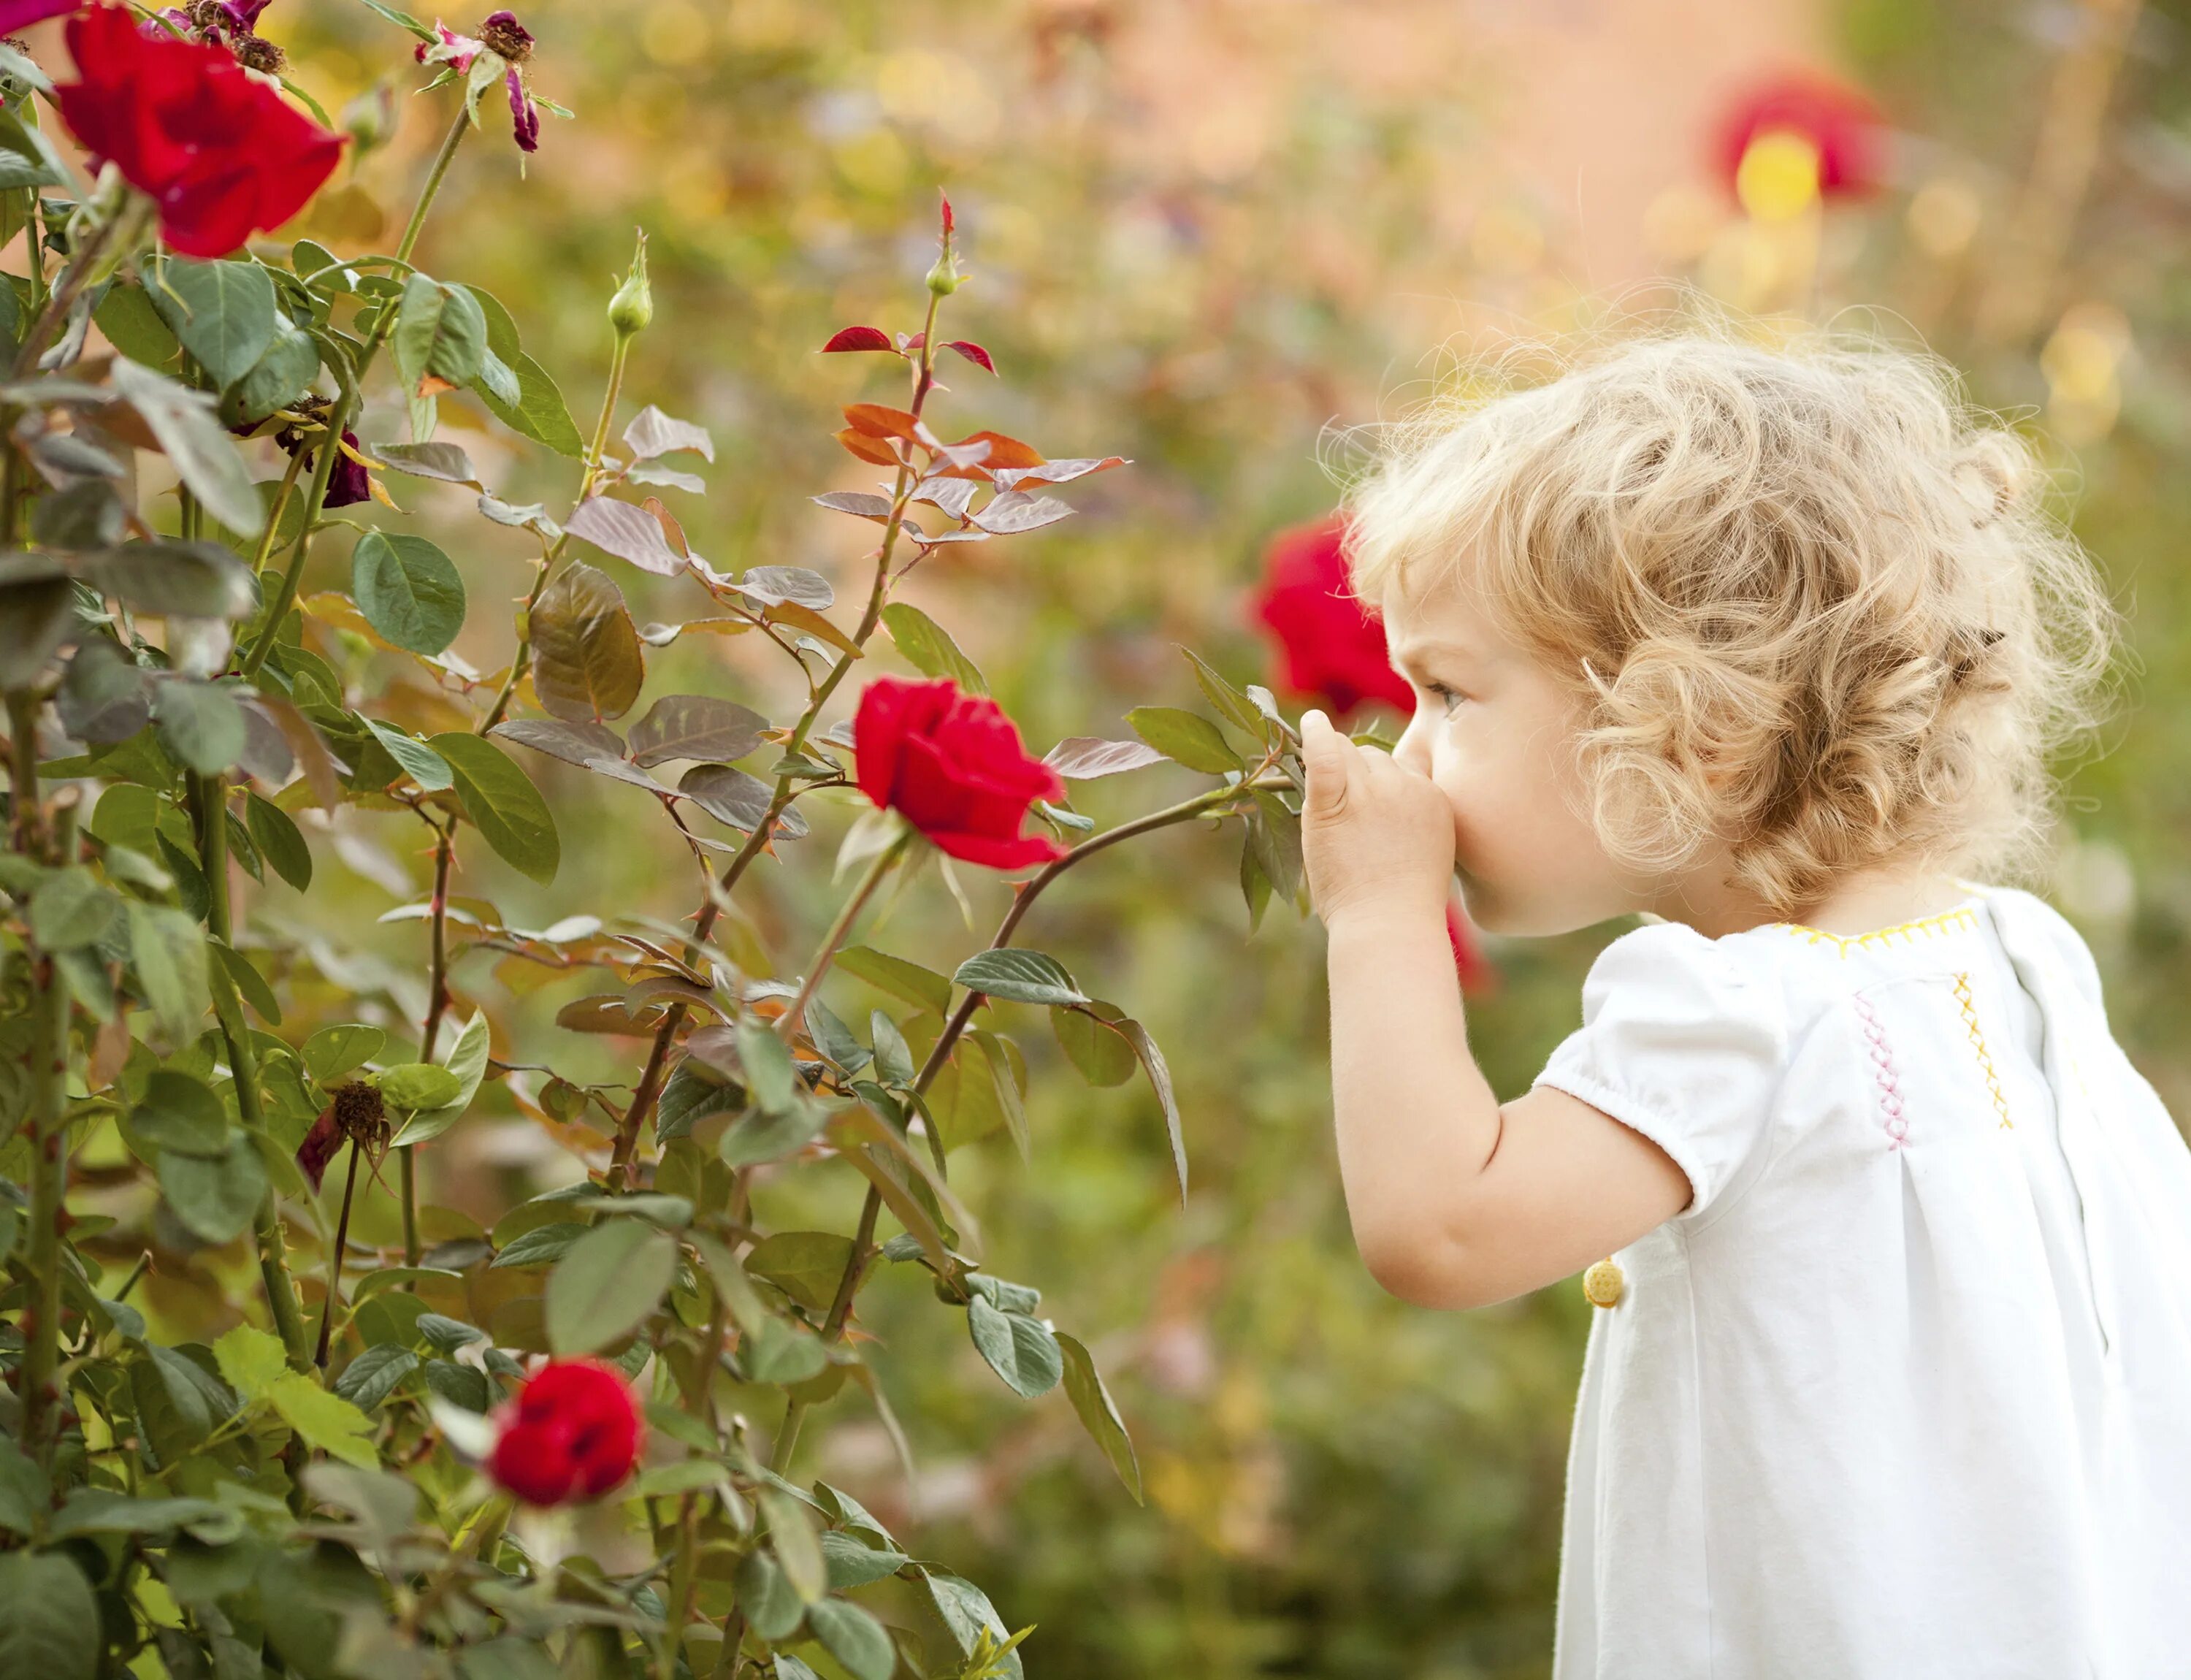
[833,128,910,197]
[1906,178,1981,261]
[641,0,709,67]
[1736,129,1822,222]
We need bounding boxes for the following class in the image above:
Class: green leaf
[372,440,479,485]
[1057,1331,1143,1503]
[0,1439,43,1536]
[1125,705,1242,775]
[94,283,180,367]
[880,600,987,693]
[1052,1000,1138,1087]
[215,941,280,1025]
[834,945,952,1016]
[28,866,117,949]
[213,1323,289,1403]
[459,286,584,451]
[302,1024,384,1083]
[653,1061,738,1142]
[0,107,66,191]
[159,1134,267,1244]
[487,1221,589,1270]
[267,1371,377,1466]
[147,258,278,388]
[245,792,312,889]
[545,1219,677,1354]
[391,1009,489,1145]
[1117,1016,1188,1207]
[391,273,487,396]
[804,1597,896,1680]
[967,1294,1063,1398]
[362,718,454,791]
[531,561,643,723]
[761,1484,827,1601]
[743,1231,854,1316]
[716,1101,829,1169]
[351,530,464,655]
[110,358,264,538]
[820,1528,911,1589]
[332,1344,418,1412]
[153,679,247,774]
[377,1062,462,1112]
[432,733,559,884]
[952,947,1088,1007]
[919,1570,1022,1680]
[738,1020,797,1113]
[735,1549,806,1642]
[82,539,258,619]
[134,1068,232,1158]
[0,554,72,689]
[48,1489,227,1538]
[456,1637,560,1680]
[129,901,210,1043]
[229,312,321,421]
[0,1551,99,1680]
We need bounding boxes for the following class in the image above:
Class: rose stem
[313,1139,363,1369]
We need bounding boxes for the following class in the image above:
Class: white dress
[1532,881,2191,1680]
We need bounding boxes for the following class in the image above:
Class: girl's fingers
[1300,711,1355,817]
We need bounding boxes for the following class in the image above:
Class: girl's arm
[1302,712,1690,1309]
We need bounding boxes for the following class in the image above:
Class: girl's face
[1382,572,1637,936]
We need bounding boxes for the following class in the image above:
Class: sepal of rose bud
[607,226,651,339]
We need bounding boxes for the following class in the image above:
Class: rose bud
[486,1358,644,1505]
[607,227,651,340]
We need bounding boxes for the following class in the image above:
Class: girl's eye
[1423,681,1466,717]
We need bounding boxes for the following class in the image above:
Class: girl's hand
[1299,708,1455,929]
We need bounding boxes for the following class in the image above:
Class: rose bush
[0,5,1353,1676]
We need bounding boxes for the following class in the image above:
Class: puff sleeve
[1531,921,1789,1221]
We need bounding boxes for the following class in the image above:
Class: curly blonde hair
[1340,327,2123,917]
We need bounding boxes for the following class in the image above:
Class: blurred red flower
[1247,514,1412,720]
[486,1359,642,1505]
[54,4,344,259]
[0,0,83,31]
[1712,69,1886,202]
[854,675,1067,870]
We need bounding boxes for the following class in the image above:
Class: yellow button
[1582,1259,1625,1309]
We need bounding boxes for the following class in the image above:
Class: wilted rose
[54,3,344,259]
[486,1358,643,1505]
[854,674,1067,870]
[1247,514,1412,720]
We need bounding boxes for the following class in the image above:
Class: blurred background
[75,0,2191,1673]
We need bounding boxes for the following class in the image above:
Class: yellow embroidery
[1772,904,1980,956]
[1951,970,2014,1129]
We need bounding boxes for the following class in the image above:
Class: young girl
[1298,332,2191,1678]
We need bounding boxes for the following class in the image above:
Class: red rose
[486,1358,643,1505]
[1247,514,1412,720]
[853,675,1067,871]
[1712,70,1886,202]
[54,4,345,260]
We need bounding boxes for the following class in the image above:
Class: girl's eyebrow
[1388,637,1479,678]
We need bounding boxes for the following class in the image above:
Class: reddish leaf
[898,332,925,353]
[958,430,1044,470]
[641,496,689,558]
[844,403,921,441]
[943,340,996,375]
[835,427,901,467]
[566,496,687,577]
[822,326,893,354]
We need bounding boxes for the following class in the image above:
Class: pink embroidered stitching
[1851,993,1909,1150]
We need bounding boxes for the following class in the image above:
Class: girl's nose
[1393,706,1434,776]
